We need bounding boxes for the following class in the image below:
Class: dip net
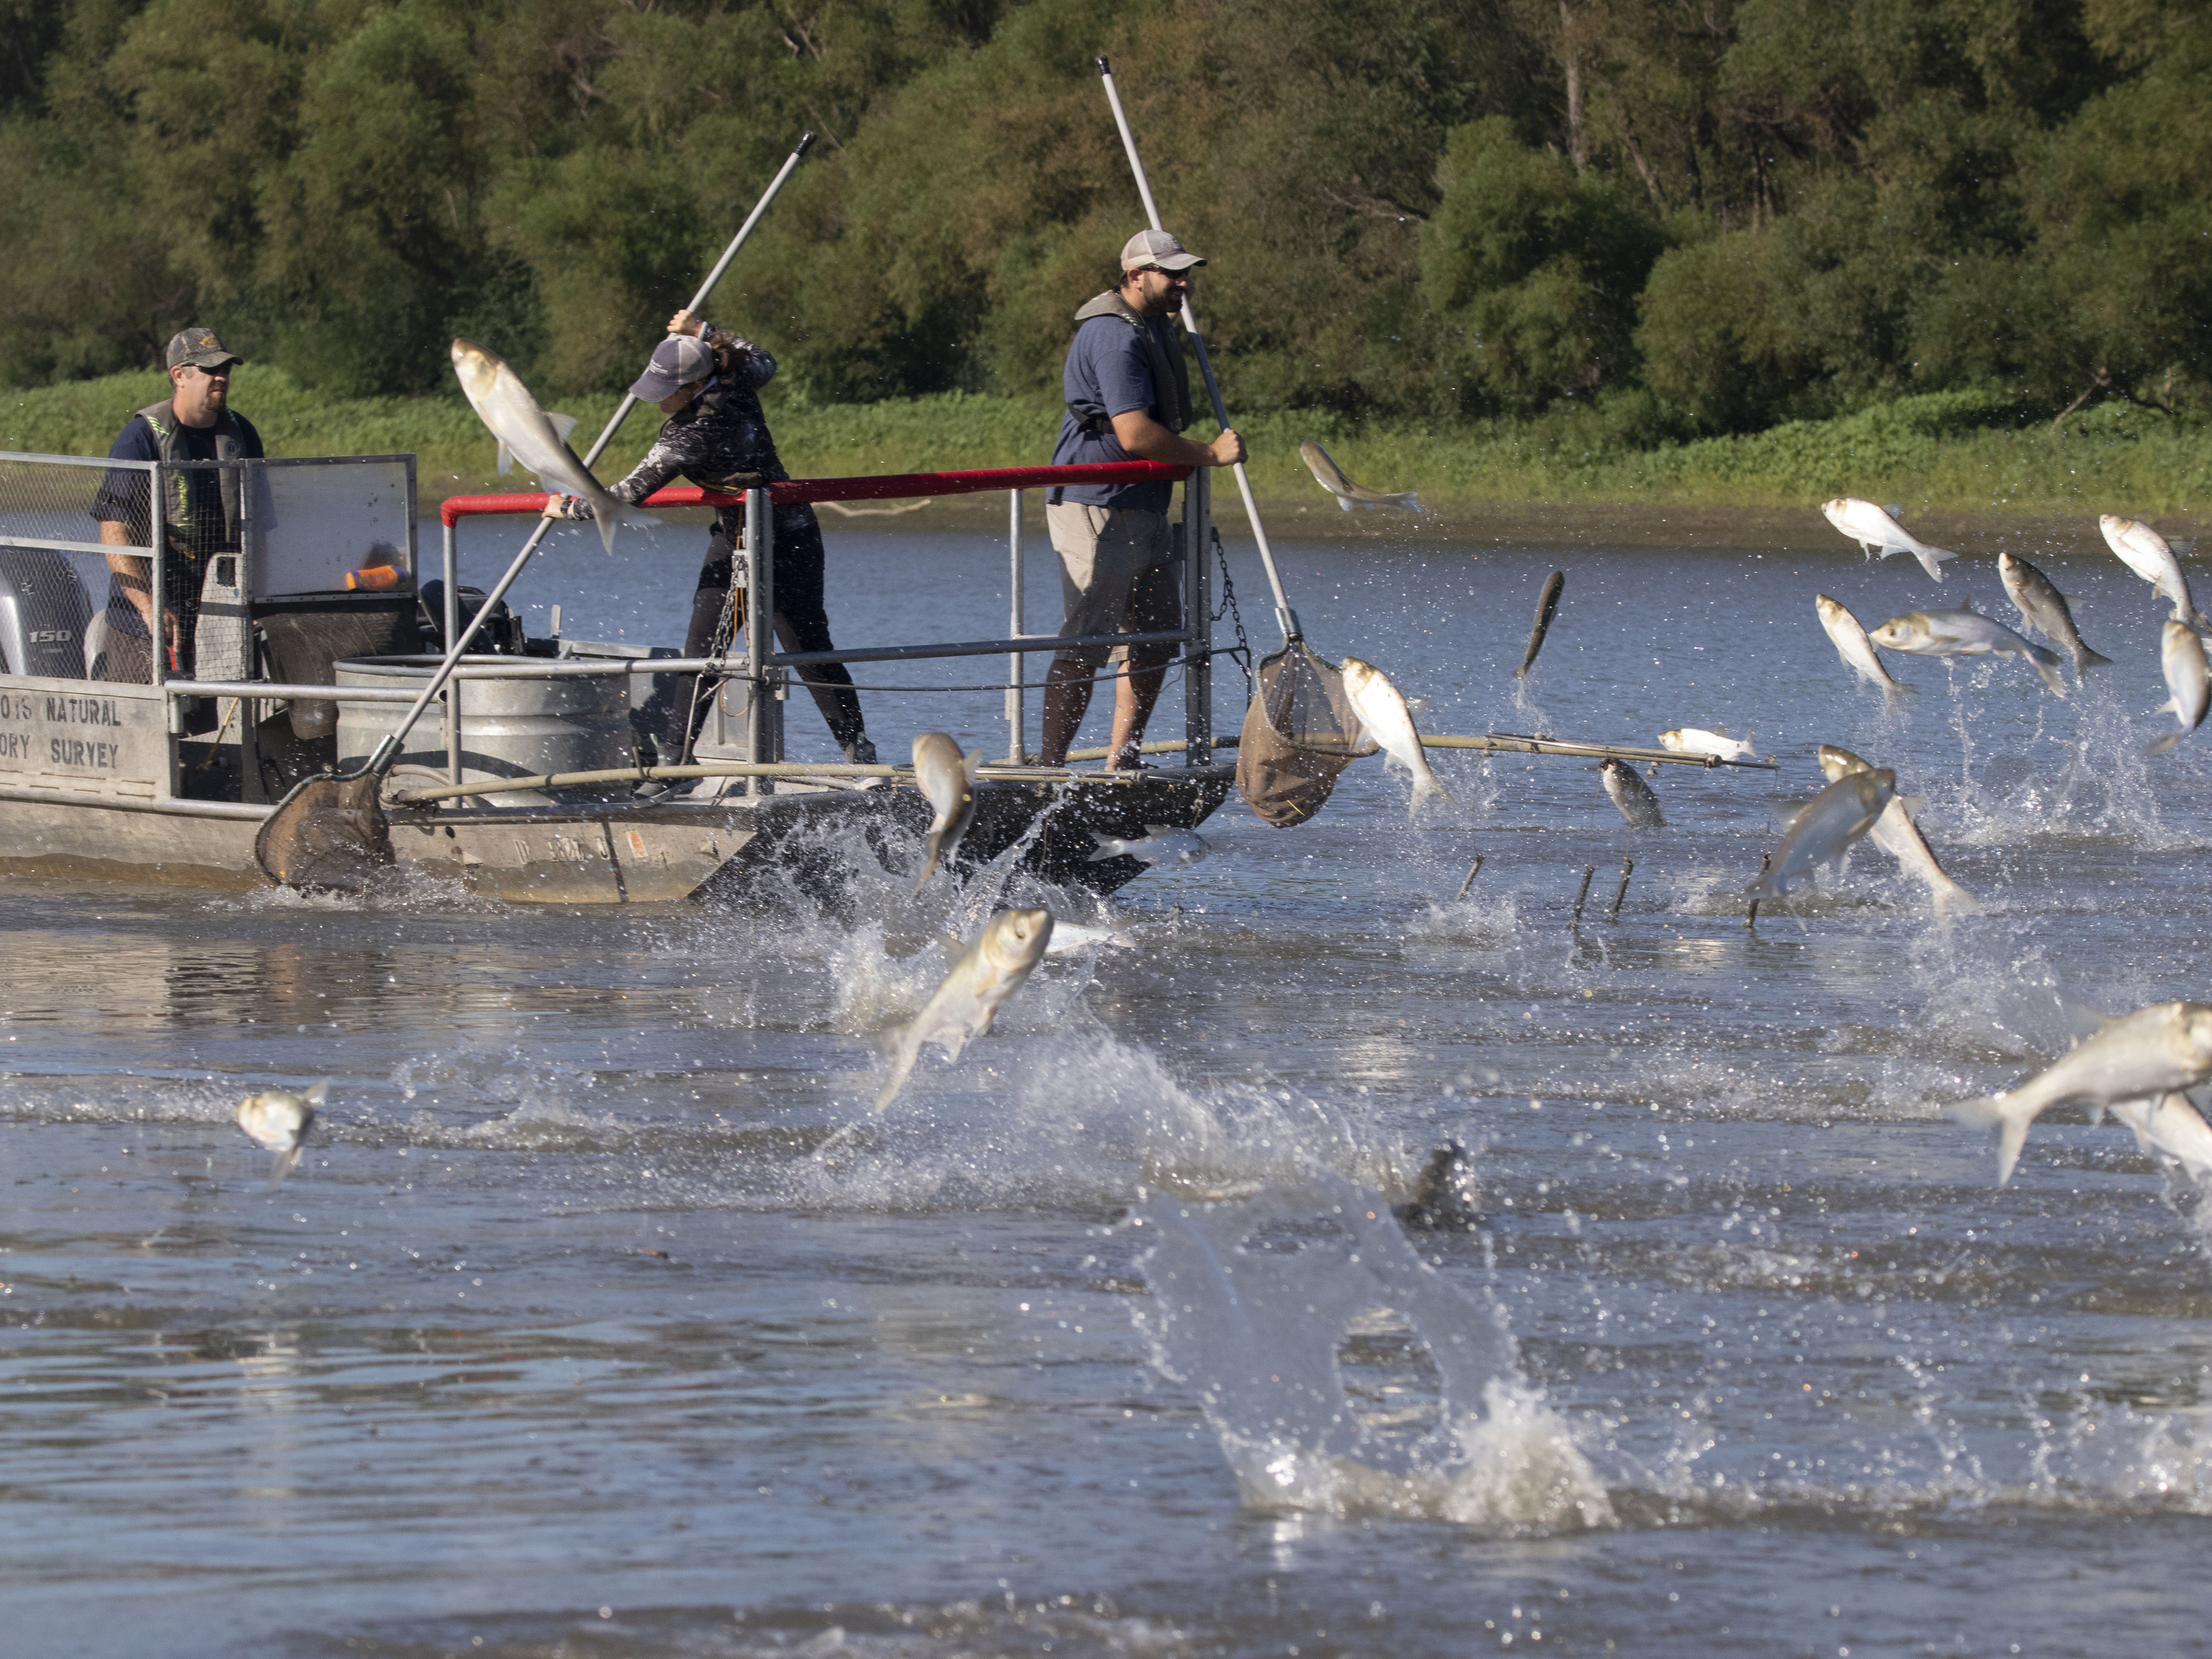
[1235,639,1371,827]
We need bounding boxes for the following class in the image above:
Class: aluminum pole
[1097,58,1300,644]
[1006,488,1026,763]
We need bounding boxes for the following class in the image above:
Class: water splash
[1135,1170,1613,1532]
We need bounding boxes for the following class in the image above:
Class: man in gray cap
[1039,229,1243,769]
[91,326,264,681]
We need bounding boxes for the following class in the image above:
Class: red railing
[439,460,1190,527]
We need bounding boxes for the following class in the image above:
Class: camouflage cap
[166,327,242,371]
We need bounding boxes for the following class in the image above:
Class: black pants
[669,502,865,754]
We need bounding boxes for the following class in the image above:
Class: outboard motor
[0,546,91,678]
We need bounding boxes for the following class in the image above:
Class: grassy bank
[7,368,2209,517]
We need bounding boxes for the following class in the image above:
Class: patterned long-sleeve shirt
[603,330,787,522]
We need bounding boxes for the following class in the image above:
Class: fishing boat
[0,448,1231,904]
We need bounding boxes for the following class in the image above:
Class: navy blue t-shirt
[1048,312,1180,512]
[91,408,265,544]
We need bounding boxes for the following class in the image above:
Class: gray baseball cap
[1120,229,1206,272]
[166,326,242,371]
[629,334,718,402]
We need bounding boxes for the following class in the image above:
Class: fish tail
[1948,1093,2039,1186]
[1084,830,1118,864]
[1743,867,1785,903]
[1933,880,1984,917]
[1410,770,1457,818]
[268,1146,302,1188]
[912,831,945,897]
[874,1030,920,1112]
[2077,645,2115,673]
[2145,730,2185,756]
[2028,653,2066,697]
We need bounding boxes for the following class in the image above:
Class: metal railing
[435,460,1218,792]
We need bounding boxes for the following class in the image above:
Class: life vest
[135,400,248,559]
[1067,291,1193,438]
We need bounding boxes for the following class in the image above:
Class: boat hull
[0,767,1236,905]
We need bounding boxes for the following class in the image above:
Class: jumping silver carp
[2099,514,2209,630]
[2147,618,2210,756]
[1514,570,1565,679]
[1599,758,1665,827]
[1815,594,1913,700]
[1746,768,1894,904]
[876,910,1054,1111]
[1298,441,1419,512]
[2107,1091,2212,1189]
[1867,605,2066,696]
[1949,1002,2212,1184]
[1659,727,1758,762]
[1818,745,1980,915]
[910,733,981,895]
[236,1079,326,1186]
[451,338,647,555]
[1341,657,1455,817]
[1822,498,1955,582]
[1087,825,1210,865]
[1996,551,2111,680]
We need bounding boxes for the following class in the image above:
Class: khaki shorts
[1045,501,1182,668]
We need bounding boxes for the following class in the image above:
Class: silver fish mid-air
[2099,513,2208,629]
[2106,1091,2212,1191]
[2147,618,2211,755]
[1746,768,1895,905]
[1298,441,1419,512]
[1822,498,1956,581]
[1043,919,1137,957]
[1996,551,2112,680]
[876,909,1054,1110]
[1086,826,1211,865]
[1815,594,1913,699]
[1866,604,2066,695]
[1340,657,1456,817]
[1599,758,1665,827]
[1949,1001,2212,1184]
[1514,570,1566,679]
[450,338,647,555]
[910,733,982,894]
[235,1079,327,1186]
[1818,745,1980,914]
[1659,727,1759,762]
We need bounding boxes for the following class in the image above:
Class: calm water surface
[6,511,2212,1656]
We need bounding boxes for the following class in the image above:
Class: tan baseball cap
[1120,229,1206,272]
[166,327,242,371]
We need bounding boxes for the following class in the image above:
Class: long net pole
[1096,58,1300,645]
[356,133,819,778]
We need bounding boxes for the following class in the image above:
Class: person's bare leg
[1106,647,1172,768]
[1039,655,1095,764]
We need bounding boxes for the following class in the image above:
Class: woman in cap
[547,311,873,764]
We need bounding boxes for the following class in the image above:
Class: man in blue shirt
[91,326,265,682]
[1041,229,1243,767]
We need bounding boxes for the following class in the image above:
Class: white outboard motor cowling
[0,547,91,679]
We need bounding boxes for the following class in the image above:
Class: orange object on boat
[345,564,401,592]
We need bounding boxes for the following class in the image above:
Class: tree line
[2,0,2205,439]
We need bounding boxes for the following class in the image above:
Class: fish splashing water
[1746,769,1895,905]
[1341,657,1455,817]
[1866,605,2066,696]
[875,910,1054,1111]
[909,733,981,895]
[235,1079,327,1186]
[1997,551,2112,681]
[1815,594,1914,700]
[1818,745,1980,915]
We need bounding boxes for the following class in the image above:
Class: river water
[6,509,2212,1657]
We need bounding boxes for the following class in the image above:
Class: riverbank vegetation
[3,0,2206,485]
[7,365,2204,514]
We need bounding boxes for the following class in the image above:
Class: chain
[1211,525,1253,701]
